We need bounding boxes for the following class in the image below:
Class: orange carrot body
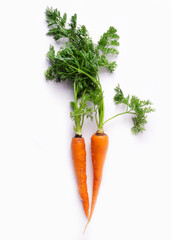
[71,137,89,217]
[89,132,109,222]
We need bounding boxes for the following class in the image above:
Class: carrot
[84,86,154,231]
[89,132,109,220]
[84,132,108,230]
[71,136,89,217]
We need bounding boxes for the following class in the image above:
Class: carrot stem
[73,80,82,135]
[103,111,135,126]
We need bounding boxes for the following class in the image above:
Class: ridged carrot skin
[88,132,109,222]
[71,137,89,217]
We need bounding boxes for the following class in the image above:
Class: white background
[0,0,171,239]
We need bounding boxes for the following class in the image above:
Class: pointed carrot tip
[83,220,89,234]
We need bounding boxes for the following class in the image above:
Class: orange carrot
[71,136,89,218]
[85,132,109,229]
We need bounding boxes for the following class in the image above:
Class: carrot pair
[45,7,119,224]
[45,7,154,232]
[71,86,155,229]
[71,131,109,227]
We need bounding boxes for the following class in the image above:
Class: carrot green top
[45,7,119,135]
[45,7,154,135]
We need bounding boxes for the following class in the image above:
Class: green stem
[97,98,105,132]
[95,107,98,126]
[103,111,135,126]
[73,81,82,136]
[74,81,77,106]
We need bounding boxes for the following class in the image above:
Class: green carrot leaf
[113,85,155,134]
